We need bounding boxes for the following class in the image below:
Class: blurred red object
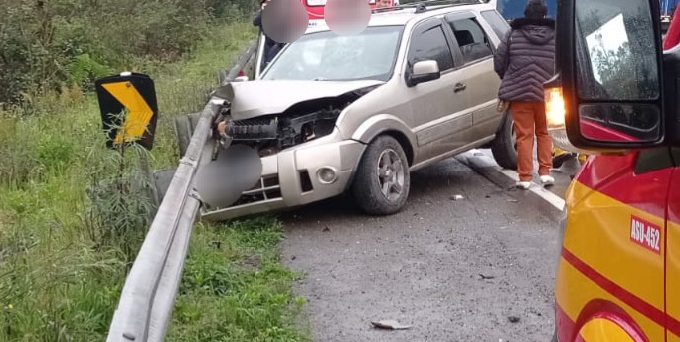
[664,7,680,49]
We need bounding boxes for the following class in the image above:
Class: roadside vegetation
[0,1,309,341]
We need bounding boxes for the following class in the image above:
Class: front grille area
[201,174,281,212]
[228,174,281,208]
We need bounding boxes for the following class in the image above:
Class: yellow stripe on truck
[667,219,680,340]
[555,257,665,341]
[564,181,665,311]
[557,180,666,340]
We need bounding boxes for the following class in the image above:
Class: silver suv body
[204,1,516,221]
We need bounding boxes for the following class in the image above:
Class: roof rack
[371,0,490,14]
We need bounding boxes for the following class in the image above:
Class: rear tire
[491,110,518,170]
[352,135,410,216]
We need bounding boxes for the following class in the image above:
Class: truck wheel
[352,135,410,215]
[491,110,518,171]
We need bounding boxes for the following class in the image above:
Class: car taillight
[545,86,566,129]
[544,86,582,154]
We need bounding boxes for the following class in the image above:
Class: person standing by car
[253,0,284,68]
[494,0,555,190]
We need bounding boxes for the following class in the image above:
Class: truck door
[666,147,680,342]
[558,149,671,341]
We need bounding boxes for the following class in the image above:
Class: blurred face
[377,0,391,8]
[325,0,371,35]
[261,0,309,43]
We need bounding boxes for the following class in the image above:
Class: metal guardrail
[106,43,257,342]
[218,41,257,85]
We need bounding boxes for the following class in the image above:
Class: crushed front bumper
[199,131,366,221]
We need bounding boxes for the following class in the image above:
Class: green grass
[169,218,310,342]
[0,21,309,342]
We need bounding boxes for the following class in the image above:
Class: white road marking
[461,150,566,211]
[498,169,565,211]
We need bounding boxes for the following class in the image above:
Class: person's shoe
[552,153,576,169]
[540,175,555,186]
[516,181,531,190]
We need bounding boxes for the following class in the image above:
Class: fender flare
[349,114,418,165]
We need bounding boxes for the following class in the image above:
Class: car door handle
[453,83,466,93]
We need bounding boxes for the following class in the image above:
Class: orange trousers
[511,102,553,181]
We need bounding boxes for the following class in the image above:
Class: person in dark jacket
[253,0,284,70]
[494,0,555,190]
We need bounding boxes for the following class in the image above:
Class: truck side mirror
[546,0,667,152]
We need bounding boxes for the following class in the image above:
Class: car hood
[213,80,385,120]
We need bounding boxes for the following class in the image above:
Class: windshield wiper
[312,77,329,81]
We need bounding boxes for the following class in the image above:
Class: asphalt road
[279,150,571,342]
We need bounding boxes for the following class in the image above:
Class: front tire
[491,110,518,170]
[352,135,410,215]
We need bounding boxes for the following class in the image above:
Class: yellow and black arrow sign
[95,72,159,150]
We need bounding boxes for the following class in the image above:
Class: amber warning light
[545,86,566,129]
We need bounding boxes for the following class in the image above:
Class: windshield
[261,26,404,82]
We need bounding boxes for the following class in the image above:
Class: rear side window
[407,25,455,71]
[447,18,493,63]
[480,10,510,39]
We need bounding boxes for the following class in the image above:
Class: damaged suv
[203,1,516,221]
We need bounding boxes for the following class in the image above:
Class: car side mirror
[407,60,440,87]
[546,0,670,152]
[234,76,249,82]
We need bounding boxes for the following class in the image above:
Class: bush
[0,17,282,342]
[0,0,253,109]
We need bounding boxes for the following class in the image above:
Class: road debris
[478,274,496,280]
[371,320,412,330]
[507,316,521,323]
[323,226,331,232]
[450,194,464,201]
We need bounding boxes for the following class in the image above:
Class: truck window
[575,0,659,101]
[480,10,510,39]
[407,25,455,71]
[447,17,493,63]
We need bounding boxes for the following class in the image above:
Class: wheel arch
[350,114,417,166]
[374,130,414,166]
[570,299,649,342]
